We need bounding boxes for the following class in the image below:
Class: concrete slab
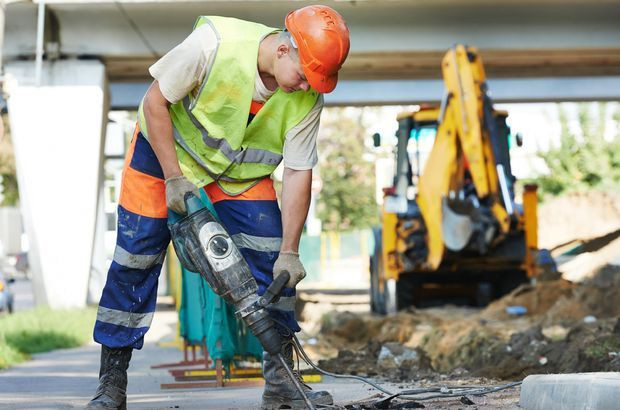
[519,372,620,410]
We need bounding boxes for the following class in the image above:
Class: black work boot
[261,337,333,409]
[85,345,132,410]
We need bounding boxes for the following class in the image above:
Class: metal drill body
[169,193,283,355]
[169,194,314,408]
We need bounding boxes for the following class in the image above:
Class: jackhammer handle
[260,271,290,307]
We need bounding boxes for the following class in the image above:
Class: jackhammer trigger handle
[260,271,290,307]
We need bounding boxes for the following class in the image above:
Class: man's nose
[299,81,310,92]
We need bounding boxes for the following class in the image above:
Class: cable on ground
[290,333,522,404]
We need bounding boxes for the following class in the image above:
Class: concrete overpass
[4,0,620,106]
[1,0,619,308]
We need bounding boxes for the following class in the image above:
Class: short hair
[279,29,298,52]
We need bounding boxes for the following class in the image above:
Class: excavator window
[408,122,438,186]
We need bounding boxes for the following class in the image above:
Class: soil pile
[538,191,620,249]
[314,264,620,380]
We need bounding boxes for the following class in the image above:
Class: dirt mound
[318,339,434,382]
[313,264,620,381]
[544,264,620,324]
[538,191,620,249]
[480,264,620,325]
[475,318,620,379]
[480,280,575,320]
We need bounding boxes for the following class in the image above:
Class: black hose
[277,352,316,410]
[290,334,522,404]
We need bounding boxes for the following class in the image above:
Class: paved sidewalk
[0,308,522,409]
[0,310,373,409]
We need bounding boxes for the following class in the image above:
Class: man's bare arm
[142,81,183,179]
[280,168,312,252]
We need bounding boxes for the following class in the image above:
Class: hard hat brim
[305,68,338,94]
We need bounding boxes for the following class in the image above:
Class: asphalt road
[9,276,34,311]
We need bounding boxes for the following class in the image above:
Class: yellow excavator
[370,45,555,314]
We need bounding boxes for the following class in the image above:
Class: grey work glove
[165,175,200,215]
[273,251,306,288]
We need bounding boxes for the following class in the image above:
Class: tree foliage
[316,107,378,231]
[534,103,620,197]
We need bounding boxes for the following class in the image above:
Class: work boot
[261,337,333,409]
[85,345,132,410]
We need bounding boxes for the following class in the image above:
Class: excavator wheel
[369,228,397,314]
[370,228,386,314]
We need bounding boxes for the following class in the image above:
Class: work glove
[273,251,306,288]
[165,175,200,215]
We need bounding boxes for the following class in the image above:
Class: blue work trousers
[94,129,299,349]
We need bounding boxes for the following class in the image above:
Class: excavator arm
[417,45,512,269]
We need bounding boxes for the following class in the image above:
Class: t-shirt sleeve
[148,25,218,104]
[282,94,324,170]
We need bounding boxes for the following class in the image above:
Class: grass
[585,336,620,359]
[0,307,97,369]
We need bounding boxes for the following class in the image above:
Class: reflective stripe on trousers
[205,177,300,334]
[94,127,299,349]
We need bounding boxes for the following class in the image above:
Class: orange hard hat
[285,5,350,93]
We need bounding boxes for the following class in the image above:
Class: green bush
[0,307,96,369]
[532,103,620,197]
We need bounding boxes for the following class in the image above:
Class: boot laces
[285,338,312,391]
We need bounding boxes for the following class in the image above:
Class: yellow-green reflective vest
[138,16,320,195]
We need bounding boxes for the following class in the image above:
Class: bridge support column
[5,59,107,308]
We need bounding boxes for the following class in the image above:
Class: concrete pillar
[5,59,107,308]
[0,207,22,257]
[1,0,5,140]
[0,0,5,74]
[88,180,107,304]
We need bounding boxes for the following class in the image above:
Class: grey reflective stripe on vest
[97,306,154,329]
[181,97,283,165]
[172,126,234,181]
[270,296,296,312]
[113,246,165,270]
[231,233,282,253]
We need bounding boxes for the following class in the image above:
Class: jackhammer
[168,193,315,410]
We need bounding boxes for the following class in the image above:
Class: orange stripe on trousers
[118,126,168,218]
[205,178,277,204]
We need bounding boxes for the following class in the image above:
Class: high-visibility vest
[138,16,320,195]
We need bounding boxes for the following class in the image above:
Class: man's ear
[276,43,290,58]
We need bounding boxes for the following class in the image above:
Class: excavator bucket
[441,198,474,251]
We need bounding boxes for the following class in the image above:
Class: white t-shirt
[149,24,322,170]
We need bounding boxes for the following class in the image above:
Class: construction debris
[291,193,620,410]
[304,261,620,381]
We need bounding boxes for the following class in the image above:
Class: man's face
[274,44,310,93]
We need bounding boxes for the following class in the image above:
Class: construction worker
[86,5,349,410]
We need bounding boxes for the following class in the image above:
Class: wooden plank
[161,379,265,390]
